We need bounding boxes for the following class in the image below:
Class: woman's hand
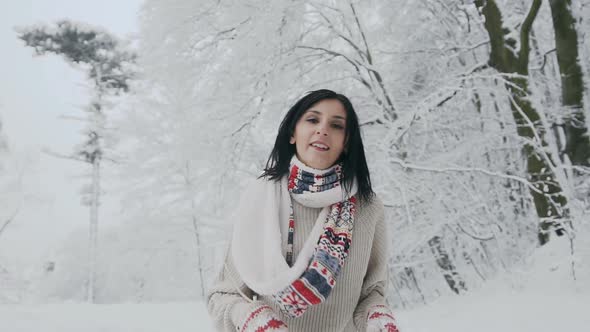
[238,304,288,331]
[366,305,399,332]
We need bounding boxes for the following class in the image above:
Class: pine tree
[16,20,136,303]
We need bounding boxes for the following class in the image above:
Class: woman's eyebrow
[306,109,346,120]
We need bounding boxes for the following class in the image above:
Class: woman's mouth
[310,142,329,151]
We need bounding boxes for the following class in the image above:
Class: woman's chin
[303,159,335,170]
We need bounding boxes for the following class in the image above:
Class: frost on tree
[473,0,570,245]
[27,0,584,307]
[128,0,578,306]
[547,0,590,168]
[16,20,136,303]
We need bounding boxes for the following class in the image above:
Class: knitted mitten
[237,304,288,332]
[366,304,400,332]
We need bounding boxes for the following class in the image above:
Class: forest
[1,0,589,319]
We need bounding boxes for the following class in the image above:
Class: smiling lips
[310,142,330,151]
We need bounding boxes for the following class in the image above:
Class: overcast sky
[0,1,143,267]
[1,0,142,151]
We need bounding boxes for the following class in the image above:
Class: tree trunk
[475,0,568,245]
[191,214,206,299]
[404,266,425,304]
[87,155,100,303]
[548,0,590,167]
[185,162,206,299]
[428,236,467,294]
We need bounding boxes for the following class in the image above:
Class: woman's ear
[290,136,295,144]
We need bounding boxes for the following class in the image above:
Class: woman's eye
[306,118,319,124]
[331,123,345,130]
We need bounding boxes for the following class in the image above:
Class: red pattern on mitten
[367,304,400,332]
[238,304,288,332]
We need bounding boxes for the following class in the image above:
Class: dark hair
[261,89,374,203]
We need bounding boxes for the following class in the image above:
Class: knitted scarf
[231,155,357,318]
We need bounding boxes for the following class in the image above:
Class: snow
[2,1,590,332]
[3,236,588,332]
[0,302,213,332]
[398,282,589,332]
[1,286,587,332]
[401,235,590,332]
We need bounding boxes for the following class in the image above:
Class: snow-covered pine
[16,20,136,303]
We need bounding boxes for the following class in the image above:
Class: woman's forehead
[304,100,347,119]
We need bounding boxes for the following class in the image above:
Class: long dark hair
[261,89,374,203]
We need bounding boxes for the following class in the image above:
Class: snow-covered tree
[472,0,569,245]
[38,0,585,306]
[547,0,589,168]
[16,20,136,303]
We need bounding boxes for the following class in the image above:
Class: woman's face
[290,99,347,170]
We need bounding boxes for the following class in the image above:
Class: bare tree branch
[0,206,21,241]
[387,156,544,195]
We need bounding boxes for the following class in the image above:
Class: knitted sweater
[206,193,390,332]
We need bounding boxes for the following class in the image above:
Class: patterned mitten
[366,304,400,332]
[238,304,288,332]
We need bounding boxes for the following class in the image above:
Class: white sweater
[206,194,391,332]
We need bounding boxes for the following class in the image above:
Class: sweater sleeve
[353,199,393,331]
[206,242,263,332]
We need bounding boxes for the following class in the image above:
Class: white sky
[0,1,143,268]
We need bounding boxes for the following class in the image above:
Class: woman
[207,89,399,332]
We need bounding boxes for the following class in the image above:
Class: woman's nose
[316,127,328,136]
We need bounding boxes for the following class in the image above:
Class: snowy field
[400,283,590,332]
[3,239,588,332]
[2,285,588,332]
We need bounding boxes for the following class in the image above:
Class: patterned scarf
[273,156,357,318]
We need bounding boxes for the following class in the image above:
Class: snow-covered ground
[399,281,589,332]
[0,302,213,332]
[1,285,587,331]
[2,238,588,331]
